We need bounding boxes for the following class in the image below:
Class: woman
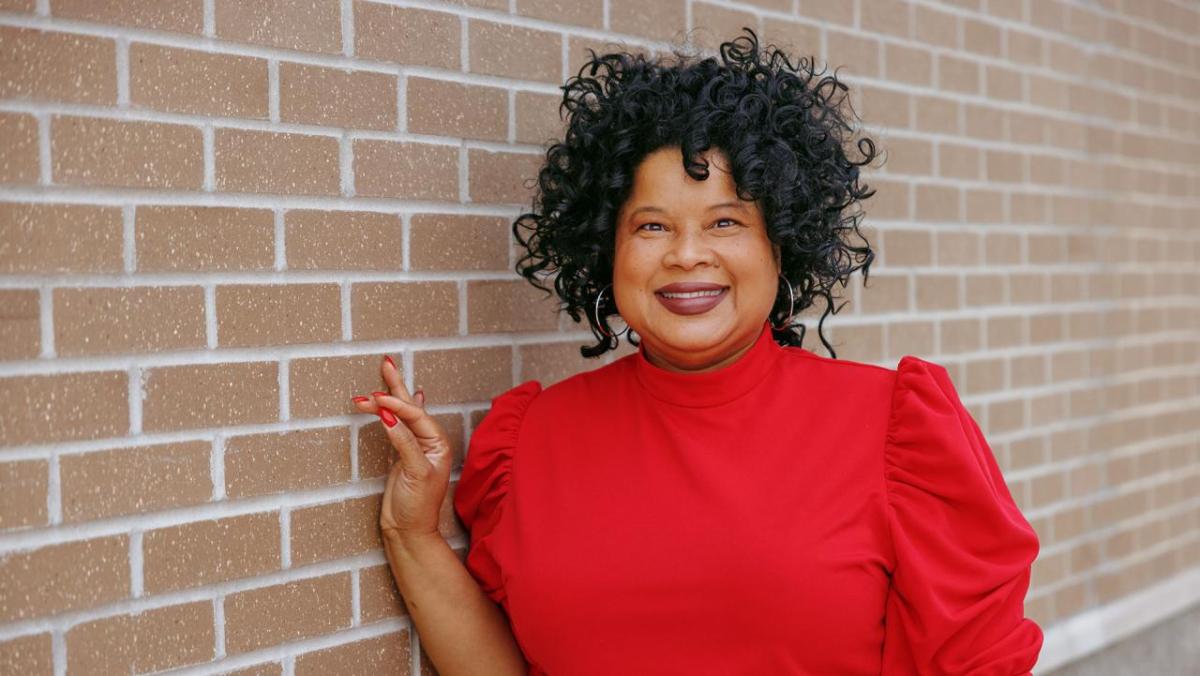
[352,28,1044,675]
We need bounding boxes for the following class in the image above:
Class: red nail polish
[351,396,370,403]
[372,391,388,398]
[383,355,397,370]
[379,408,397,428]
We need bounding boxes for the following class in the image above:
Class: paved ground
[1041,602,1200,675]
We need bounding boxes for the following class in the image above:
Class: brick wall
[0,0,1197,674]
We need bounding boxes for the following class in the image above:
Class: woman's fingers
[379,354,416,405]
[371,393,445,447]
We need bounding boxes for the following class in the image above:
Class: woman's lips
[654,287,729,315]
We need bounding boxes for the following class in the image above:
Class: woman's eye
[715,219,738,228]
[637,222,664,232]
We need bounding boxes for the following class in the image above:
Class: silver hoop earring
[771,273,795,331]
[593,283,629,338]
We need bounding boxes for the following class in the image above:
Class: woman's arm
[385,532,528,676]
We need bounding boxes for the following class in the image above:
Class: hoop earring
[771,273,795,331]
[593,283,629,338]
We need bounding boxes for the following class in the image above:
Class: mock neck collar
[633,320,783,407]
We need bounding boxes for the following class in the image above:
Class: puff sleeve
[452,380,542,606]
[881,356,1044,675]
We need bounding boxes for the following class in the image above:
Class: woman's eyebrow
[626,202,749,218]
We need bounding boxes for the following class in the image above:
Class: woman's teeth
[659,289,725,299]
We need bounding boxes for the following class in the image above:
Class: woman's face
[613,145,781,373]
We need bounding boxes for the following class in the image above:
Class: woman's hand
[352,355,453,546]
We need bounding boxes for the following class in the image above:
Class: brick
[608,0,685,42]
[225,664,283,676]
[60,441,211,522]
[225,426,351,498]
[142,361,277,432]
[0,633,52,674]
[515,90,564,146]
[468,20,561,83]
[0,0,34,10]
[294,631,410,676]
[467,279,559,333]
[690,4,759,53]
[357,564,408,622]
[0,26,116,103]
[0,113,38,183]
[0,535,129,622]
[351,281,458,342]
[407,77,507,142]
[285,210,402,270]
[143,513,280,593]
[0,460,47,529]
[289,354,388,420]
[516,0,601,26]
[66,601,214,675]
[353,140,458,200]
[53,286,207,356]
[290,495,382,566]
[409,213,511,271]
[354,2,459,69]
[280,63,397,130]
[131,43,268,118]
[0,371,128,446]
[136,206,275,272]
[215,0,341,53]
[358,412,464,479]
[0,289,40,360]
[468,148,543,204]
[224,572,352,654]
[0,203,123,274]
[51,0,205,33]
[216,283,341,347]
[519,341,594,387]
[412,345,511,405]
[52,116,203,189]
[216,129,340,195]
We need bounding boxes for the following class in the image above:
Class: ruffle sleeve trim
[881,355,1043,675]
[452,379,542,606]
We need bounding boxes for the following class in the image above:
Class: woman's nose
[662,228,717,269]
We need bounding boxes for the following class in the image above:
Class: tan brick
[142,362,277,432]
[962,17,1002,58]
[515,90,564,146]
[690,4,760,54]
[131,43,268,118]
[861,0,912,38]
[467,279,559,334]
[280,63,396,130]
[0,535,129,622]
[0,371,128,445]
[225,426,351,498]
[291,495,381,566]
[215,129,340,195]
[515,0,602,27]
[0,460,47,529]
[224,573,352,654]
[215,0,341,53]
[914,5,957,49]
[353,140,458,200]
[0,113,38,183]
[358,412,464,479]
[915,184,960,222]
[51,0,204,33]
[53,286,207,356]
[518,340,593,387]
[66,601,214,675]
[0,203,123,274]
[0,633,52,674]
[225,663,283,676]
[52,116,203,189]
[136,206,275,272]
[354,2,460,69]
[60,441,211,522]
[914,273,962,311]
[468,20,561,83]
[412,346,511,405]
[216,283,341,347]
[285,210,402,270]
[351,281,458,342]
[359,564,407,622]
[409,213,510,271]
[143,513,280,594]
[0,27,116,103]
[289,354,389,420]
[0,289,40,360]
[295,631,411,675]
[609,0,685,42]
[0,0,34,10]
[468,149,544,204]
[407,77,507,142]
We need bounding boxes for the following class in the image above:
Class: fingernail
[383,355,397,370]
[371,391,388,398]
[415,389,425,405]
[351,396,370,403]
[379,408,397,428]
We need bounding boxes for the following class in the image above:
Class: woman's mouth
[655,287,729,315]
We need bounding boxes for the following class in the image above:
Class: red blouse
[453,319,1043,675]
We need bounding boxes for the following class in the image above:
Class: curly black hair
[513,26,879,359]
